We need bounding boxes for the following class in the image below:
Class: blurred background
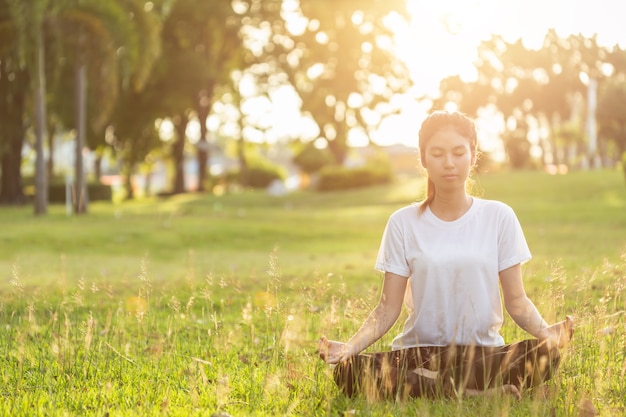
[1,0,625,214]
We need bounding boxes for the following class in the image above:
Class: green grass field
[0,170,625,416]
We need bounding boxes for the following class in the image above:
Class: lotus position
[318,111,574,400]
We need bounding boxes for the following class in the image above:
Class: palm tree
[3,0,160,212]
[0,0,28,205]
[46,0,160,210]
[6,0,52,214]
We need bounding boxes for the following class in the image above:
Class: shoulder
[389,203,421,218]
[388,203,421,221]
[472,198,523,232]
[473,198,516,216]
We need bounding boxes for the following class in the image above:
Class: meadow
[0,169,625,416]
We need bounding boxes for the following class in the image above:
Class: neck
[429,191,472,221]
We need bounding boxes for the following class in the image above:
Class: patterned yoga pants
[332,339,561,399]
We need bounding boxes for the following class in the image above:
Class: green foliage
[317,152,393,191]
[22,177,113,202]
[0,170,625,415]
[503,135,532,169]
[434,30,626,169]
[245,158,287,189]
[0,5,28,204]
[260,0,411,163]
[46,183,112,202]
[292,143,335,174]
[597,80,626,158]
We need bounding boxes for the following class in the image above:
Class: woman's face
[422,126,475,190]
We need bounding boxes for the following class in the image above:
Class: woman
[318,111,573,400]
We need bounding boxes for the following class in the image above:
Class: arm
[319,272,407,364]
[499,264,548,338]
[500,264,574,348]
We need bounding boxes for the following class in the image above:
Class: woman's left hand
[538,315,575,349]
[318,336,354,364]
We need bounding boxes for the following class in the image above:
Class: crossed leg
[329,316,574,400]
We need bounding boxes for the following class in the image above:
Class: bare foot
[502,384,522,400]
[464,384,521,400]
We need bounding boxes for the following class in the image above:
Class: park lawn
[0,169,624,416]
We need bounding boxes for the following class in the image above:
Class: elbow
[504,295,531,319]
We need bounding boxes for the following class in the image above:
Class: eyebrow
[429,145,467,151]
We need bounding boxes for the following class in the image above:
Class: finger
[318,336,329,360]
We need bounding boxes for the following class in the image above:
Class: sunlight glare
[413,0,498,36]
[157,118,174,142]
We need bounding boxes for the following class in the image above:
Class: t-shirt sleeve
[497,204,532,272]
[375,212,411,277]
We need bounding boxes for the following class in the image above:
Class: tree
[95,0,162,200]
[258,0,412,164]
[147,0,250,195]
[597,80,626,163]
[0,0,28,205]
[1,0,162,207]
[6,0,51,214]
[46,0,160,210]
[433,31,618,169]
[0,60,28,205]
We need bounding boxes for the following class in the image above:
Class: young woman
[318,111,574,400]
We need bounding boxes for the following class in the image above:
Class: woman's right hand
[318,336,354,364]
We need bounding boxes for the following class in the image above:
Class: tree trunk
[0,133,25,205]
[144,167,152,197]
[124,160,135,200]
[196,100,210,192]
[74,63,88,213]
[196,138,209,192]
[0,64,26,205]
[327,127,349,164]
[94,152,102,179]
[237,131,248,187]
[33,25,48,215]
[171,114,187,194]
[47,122,56,178]
[196,90,214,192]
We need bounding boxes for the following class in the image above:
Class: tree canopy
[2,0,626,212]
[433,30,626,168]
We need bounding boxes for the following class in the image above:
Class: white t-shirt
[375,198,531,349]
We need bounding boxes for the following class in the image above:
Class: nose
[444,153,454,168]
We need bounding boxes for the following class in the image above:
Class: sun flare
[399,0,572,94]
[408,0,499,37]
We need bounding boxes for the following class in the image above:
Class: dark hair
[418,111,478,214]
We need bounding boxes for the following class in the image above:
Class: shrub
[317,164,392,191]
[246,160,287,189]
[22,177,112,202]
[48,183,112,203]
[293,144,335,174]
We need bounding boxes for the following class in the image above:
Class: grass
[0,169,625,416]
